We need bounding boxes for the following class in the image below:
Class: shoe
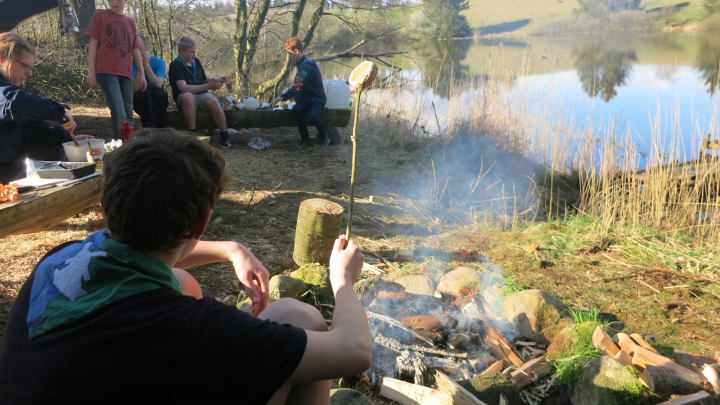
[189,128,209,136]
[317,134,330,147]
[217,136,231,149]
[295,139,312,150]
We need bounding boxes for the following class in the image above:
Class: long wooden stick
[345,88,363,242]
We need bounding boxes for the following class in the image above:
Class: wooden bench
[0,175,104,239]
[167,108,352,131]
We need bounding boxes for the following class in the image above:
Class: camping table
[0,174,104,239]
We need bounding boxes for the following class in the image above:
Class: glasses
[14,59,34,73]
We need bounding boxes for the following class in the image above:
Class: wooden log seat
[167,108,352,131]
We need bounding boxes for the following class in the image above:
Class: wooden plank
[167,108,351,130]
[509,357,552,389]
[593,326,620,357]
[435,371,490,405]
[0,175,104,239]
[380,377,453,405]
[478,360,504,376]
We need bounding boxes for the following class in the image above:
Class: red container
[225,77,233,92]
[121,121,133,142]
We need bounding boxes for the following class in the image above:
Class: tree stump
[293,199,344,266]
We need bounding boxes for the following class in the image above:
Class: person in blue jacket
[0,33,93,184]
[270,37,329,150]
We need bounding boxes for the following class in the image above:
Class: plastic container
[63,139,106,162]
[243,97,259,111]
[323,79,351,109]
[37,162,96,180]
[121,121,133,142]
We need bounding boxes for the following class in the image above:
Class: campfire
[352,272,720,405]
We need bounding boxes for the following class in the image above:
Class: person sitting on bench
[0,33,93,184]
[0,128,373,404]
[270,37,330,151]
[132,35,169,129]
[168,36,231,149]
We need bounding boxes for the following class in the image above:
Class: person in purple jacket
[0,33,93,184]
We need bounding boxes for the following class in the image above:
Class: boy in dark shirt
[168,36,232,149]
[0,128,372,404]
[270,37,329,150]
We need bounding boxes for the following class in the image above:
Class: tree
[704,0,720,15]
[575,0,640,18]
[421,0,471,39]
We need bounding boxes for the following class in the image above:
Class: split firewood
[395,249,414,262]
[380,377,453,405]
[369,196,391,204]
[675,350,720,372]
[521,244,539,254]
[656,391,712,405]
[478,360,504,376]
[484,325,524,368]
[362,262,384,275]
[592,326,620,357]
[614,349,635,368]
[375,332,468,359]
[509,357,552,390]
[402,315,442,331]
[378,291,409,300]
[639,364,708,398]
[435,371,490,405]
[702,364,720,392]
[618,334,641,356]
[632,347,707,381]
[630,333,659,353]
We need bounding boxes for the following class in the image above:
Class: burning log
[630,333,659,353]
[380,377,454,405]
[702,364,720,392]
[639,364,709,398]
[402,315,442,331]
[375,333,468,359]
[509,357,552,390]
[478,360,504,376]
[368,311,436,346]
[592,326,620,357]
[397,351,428,385]
[484,327,524,368]
[435,371,490,405]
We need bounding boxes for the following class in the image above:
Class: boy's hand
[208,80,223,90]
[139,77,147,92]
[231,248,270,316]
[87,73,97,89]
[269,98,280,109]
[63,112,77,134]
[328,236,364,294]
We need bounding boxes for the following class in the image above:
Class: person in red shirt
[86,0,146,140]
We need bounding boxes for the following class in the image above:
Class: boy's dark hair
[102,129,228,252]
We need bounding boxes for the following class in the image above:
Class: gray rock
[353,277,404,306]
[329,389,375,405]
[502,289,572,344]
[269,275,308,299]
[238,298,254,314]
[394,274,436,296]
[571,356,653,405]
[436,267,483,298]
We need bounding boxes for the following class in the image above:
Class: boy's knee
[260,298,328,332]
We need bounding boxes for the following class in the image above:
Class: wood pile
[590,325,720,403]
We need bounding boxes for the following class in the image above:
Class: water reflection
[572,41,636,102]
[695,36,720,96]
[417,40,472,98]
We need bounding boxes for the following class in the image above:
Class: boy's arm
[283,236,373,383]
[175,79,214,94]
[132,49,147,92]
[145,58,164,88]
[87,38,98,89]
[174,241,270,315]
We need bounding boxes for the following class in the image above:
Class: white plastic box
[323,79,351,109]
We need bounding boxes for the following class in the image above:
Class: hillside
[462,0,707,34]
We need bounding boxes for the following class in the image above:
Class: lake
[320,32,720,167]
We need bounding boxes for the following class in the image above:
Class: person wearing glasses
[0,33,94,185]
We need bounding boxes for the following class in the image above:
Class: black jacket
[279,56,326,103]
[0,74,72,171]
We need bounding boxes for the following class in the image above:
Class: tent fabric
[0,0,58,32]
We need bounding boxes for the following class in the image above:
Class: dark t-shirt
[0,238,307,404]
[168,57,208,102]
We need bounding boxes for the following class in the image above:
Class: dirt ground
[0,107,719,401]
